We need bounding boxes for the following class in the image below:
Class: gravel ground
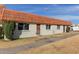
[0,32,78,54]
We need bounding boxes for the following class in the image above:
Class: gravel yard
[0,32,78,53]
[18,34,79,54]
[0,32,78,49]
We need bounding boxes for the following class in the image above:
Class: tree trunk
[4,35,9,41]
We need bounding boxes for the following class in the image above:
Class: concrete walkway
[0,32,78,54]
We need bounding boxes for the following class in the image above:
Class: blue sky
[5,4,79,24]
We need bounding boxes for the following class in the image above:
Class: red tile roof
[0,7,72,26]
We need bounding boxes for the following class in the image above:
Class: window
[18,23,29,30]
[46,25,51,30]
[57,25,60,30]
[24,23,29,30]
[18,23,23,30]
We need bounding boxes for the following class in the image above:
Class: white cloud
[67,5,79,11]
[50,15,79,20]
[61,5,79,12]
[50,5,79,13]
[74,6,79,9]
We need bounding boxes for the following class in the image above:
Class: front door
[36,24,40,35]
[63,25,65,32]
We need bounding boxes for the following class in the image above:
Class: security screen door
[36,24,40,35]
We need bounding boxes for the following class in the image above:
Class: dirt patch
[18,34,79,54]
[0,32,78,49]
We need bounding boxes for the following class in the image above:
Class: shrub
[3,21,15,40]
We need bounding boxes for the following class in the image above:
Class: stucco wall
[40,25,53,35]
[40,25,64,35]
[13,23,66,38]
[13,23,37,38]
[52,25,63,34]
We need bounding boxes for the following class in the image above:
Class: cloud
[49,15,79,24]
[43,5,79,15]
[43,8,49,11]
[66,5,79,11]
[10,4,79,15]
[50,15,79,20]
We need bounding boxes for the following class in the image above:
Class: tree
[3,21,15,40]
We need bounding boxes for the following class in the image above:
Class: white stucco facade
[13,23,67,38]
[13,23,37,38]
[40,25,64,35]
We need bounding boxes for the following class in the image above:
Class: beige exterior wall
[13,23,37,38]
[53,25,63,34]
[40,25,64,35]
[40,25,53,35]
[13,23,67,38]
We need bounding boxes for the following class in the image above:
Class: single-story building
[0,5,72,39]
[71,24,79,31]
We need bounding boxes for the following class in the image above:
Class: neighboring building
[0,5,72,39]
[71,24,79,31]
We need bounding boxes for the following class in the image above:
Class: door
[63,25,65,32]
[36,24,40,35]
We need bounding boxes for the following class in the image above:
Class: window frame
[24,23,29,30]
[18,23,24,30]
[18,23,29,30]
[46,25,51,30]
[57,25,60,30]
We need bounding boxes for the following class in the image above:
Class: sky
[5,4,79,24]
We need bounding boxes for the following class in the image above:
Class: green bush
[3,21,14,40]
